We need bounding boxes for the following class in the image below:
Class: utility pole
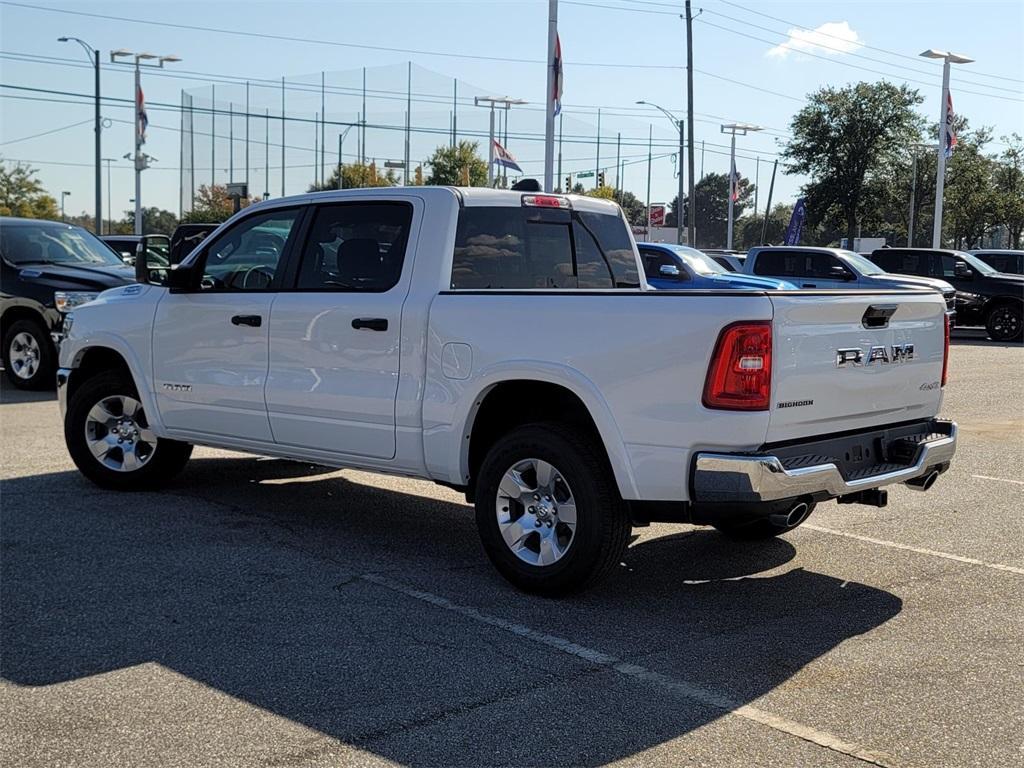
[636,100,685,244]
[475,96,525,188]
[685,0,696,247]
[760,159,778,245]
[919,49,974,248]
[595,108,601,188]
[721,122,763,250]
[557,114,563,191]
[102,157,115,234]
[58,37,101,234]
[615,131,621,201]
[61,191,70,221]
[111,49,180,235]
[645,124,653,239]
[544,0,559,192]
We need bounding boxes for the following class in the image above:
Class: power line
[717,0,1024,85]
[0,1,683,71]
[700,6,1022,94]
[0,118,92,145]
[695,18,1024,103]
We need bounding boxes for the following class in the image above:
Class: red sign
[648,205,666,227]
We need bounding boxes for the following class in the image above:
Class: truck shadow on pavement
[2,457,902,766]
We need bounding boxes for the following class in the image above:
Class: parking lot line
[802,524,1024,575]
[971,474,1024,486]
[360,572,899,768]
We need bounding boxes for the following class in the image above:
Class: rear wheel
[3,318,55,390]
[474,424,631,595]
[65,371,192,490]
[985,303,1023,342]
[712,501,816,540]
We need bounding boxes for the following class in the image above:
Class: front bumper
[692,419,957,503]
[57,367,71,420]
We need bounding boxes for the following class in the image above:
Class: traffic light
[597,171,606,188]
[564,175,572,193]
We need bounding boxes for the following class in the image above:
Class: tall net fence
[178,62,709,216]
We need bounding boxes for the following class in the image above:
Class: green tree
[943,126,1000,249]
[309,162,399,191]
[735,203,794,250]
[425,141,488,186]
[677,172,754,249]
[994,134,1024,248]
[122,207,179,235]
[182,184,258,223]
[783,82,924,247]
[0,159,59,219]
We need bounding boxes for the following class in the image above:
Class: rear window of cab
[451,206,640,289]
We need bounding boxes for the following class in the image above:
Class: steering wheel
[241,265,275,290]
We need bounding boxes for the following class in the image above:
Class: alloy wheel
[495,458,578,567]
[9,331,41,380]
[84,395,158,472]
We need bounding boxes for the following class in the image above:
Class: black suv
[1,217,134,389]
[869,248,1024,342]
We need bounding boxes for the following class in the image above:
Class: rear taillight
[941,313,950,387]
[703,321,772,410]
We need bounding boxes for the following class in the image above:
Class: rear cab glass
[450,205,640,289]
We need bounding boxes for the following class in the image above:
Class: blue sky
[1,0,1022,221]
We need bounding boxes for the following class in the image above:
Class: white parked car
[58,187,957,594]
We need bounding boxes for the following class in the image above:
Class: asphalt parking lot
[1,328,1021,768]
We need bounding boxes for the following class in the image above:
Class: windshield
[1,223,125,267]
[956,251,998,275]
[839,250,886,276]
[668,245,728,275]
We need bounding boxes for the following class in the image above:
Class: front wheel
[474,423,631,595]
[65,371,192,490]
[985,303,1023,342]
[3,318,56,390]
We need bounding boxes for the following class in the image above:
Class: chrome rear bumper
[693,420,957,503]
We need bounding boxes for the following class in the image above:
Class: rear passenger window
[754,251,810,277]
[296,202,412,292]
[450,206,640,289]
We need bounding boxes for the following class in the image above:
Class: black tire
[712,501,816,540]
[985,303,1023,343]
[65,371,192,490]
[2,318,56,390]
[474,423,631,595]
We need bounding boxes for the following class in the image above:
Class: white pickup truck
[58,187,957,594]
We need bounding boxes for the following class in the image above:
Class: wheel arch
[457,371,639,502]
[64,341,163,433]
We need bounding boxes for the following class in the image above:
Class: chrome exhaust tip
[905,469,940,492]
[770,501,811,529]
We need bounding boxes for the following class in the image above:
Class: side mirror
[134,240,151,284]
[659,264,683,279]
[830,265,854,280]
[166,262,197,292]
[954,262,973,279]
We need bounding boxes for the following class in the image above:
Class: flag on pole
[552,33,563,117]
[492,139,523,173]
[784,197,807,246]
[137,85,148,145]
[729,158,740,202]
[944,90,957,158]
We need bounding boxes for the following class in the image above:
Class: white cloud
[767,21,864,59]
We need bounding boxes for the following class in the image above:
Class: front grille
[943,291,956,312]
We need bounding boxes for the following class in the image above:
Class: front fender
[422,359,640,500]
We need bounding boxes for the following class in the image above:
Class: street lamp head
[136,52,158,61]
[57,36,69,42]
[721,122,763,135]
[635,100,647,105]
[947,53,974,64]
[110,49,132,58]
[920,48,947,59]
[160,55,182,64]
[920,48,974,64]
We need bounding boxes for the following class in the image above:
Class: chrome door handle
[352,318,388,331]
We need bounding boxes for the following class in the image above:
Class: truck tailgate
[767,291,946,443]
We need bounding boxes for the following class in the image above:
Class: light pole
[908,143,938,247]
[920,49,974,248]
[637,100,685,245]
[720,122,763,250]
[58,37,101,234]
[474,96,526,187]
[110,49,181,234]
[61,191,71,221]
[337,124,355,190]
[102,157,118,233]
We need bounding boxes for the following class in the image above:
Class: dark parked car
[869,248,1024,342]
[1,218,134,389]
[970,249,1024,276]
[102,233,171,267]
